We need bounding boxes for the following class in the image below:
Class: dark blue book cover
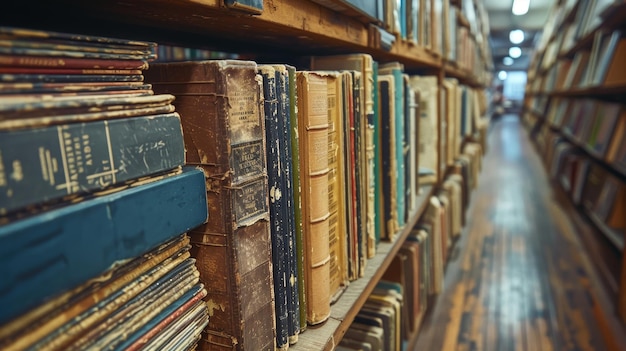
[259,65,289,350]
[274,65,301,343]
[0,112,184,215]
[0,167,208,324]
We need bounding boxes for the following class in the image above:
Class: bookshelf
[0,0,492,349]
[523,0,626,324]
[293,185,433,351]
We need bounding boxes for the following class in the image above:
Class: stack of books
[0,27,209,350]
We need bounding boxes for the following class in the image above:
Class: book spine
[342,73,358,281]
[287,65,307,334]
[379,76,398,240]
[146,60,275,351]
[0,113,185,215]
[275,65,301,343]
[0,167,208,326]
[403,75,412,222]
[372,61,383,247]
[0,54,149,70]
[392,69,406,228]
[352,71,366,278]
[259,65,289,351]
[363,57,377,260]
[297,72,331,325]
[326,74,348,303]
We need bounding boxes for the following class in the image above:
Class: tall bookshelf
[523,0,626,323]
[0,0,492,349]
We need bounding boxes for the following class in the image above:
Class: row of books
[338,141,483,350]
[0,26,489,351]
[309,0,492,79]
[537,128,626,250]
[0,27,211,350]
[529,5,626,93]
[155,44,238,62]
[542,97,626,175]
[145,53,487,349]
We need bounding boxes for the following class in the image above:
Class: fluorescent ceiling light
[509,47,522,58]
[498,71,508,80]
[512,0,530,15]
[503,57,514,66]
[510,30,525,44]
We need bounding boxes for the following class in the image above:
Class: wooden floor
[413,115,626,351]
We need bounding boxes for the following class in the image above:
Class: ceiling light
[509,30,525,44]
[512,0,530,15]
[503,57,514,66]
[498,71,508,80]
[509,47,522,58]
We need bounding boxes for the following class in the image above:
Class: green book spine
[287,65,307,333]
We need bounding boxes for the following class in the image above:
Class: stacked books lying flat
[0,27,210,350]
[0,234,209,351]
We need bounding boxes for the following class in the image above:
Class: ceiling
[484,0,555,72]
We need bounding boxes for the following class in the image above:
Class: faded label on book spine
[231,141,264,182]
[232,178,268,225]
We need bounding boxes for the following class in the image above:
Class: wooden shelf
[0,0,442,70]
[443,61,484,88]
[584,208,625,251]
[556,130,626,182]
[549,84,626,98]
[291,185,434,351]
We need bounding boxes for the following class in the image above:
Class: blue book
[274,64,301,343]
[0,167,208,324]
[258,65,289,350]
[0,112,185,215]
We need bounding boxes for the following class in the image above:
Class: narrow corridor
[413,115,626,351]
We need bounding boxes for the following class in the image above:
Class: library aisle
[413,115,626,351]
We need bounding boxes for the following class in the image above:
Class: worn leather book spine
[378,75,398,241]
[272,64,301,344]
[146,60,275,351]
[297,71,331,325]
[258,65,289,351]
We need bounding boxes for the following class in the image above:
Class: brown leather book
[297,71,331,325]
[145,60,276,351]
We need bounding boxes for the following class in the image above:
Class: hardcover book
[310,54,377,259]
[273,64,301,343]
[378,74,399,240]
[0,167,208,326]
[285,64,308,333]
[0,112,184,216]
[258,65,289,351]
[409,76,439,184]
[297,71,331,325]
[323,72,349,303]
[145,60,276,351]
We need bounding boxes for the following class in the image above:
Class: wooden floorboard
[412,115,626,351]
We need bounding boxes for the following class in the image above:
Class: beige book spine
[297,71,331,325]
[325,73,349,302]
